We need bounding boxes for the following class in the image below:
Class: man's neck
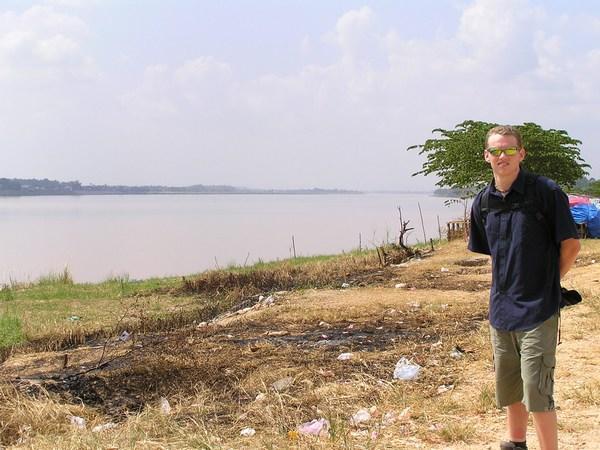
[494,168,520,193]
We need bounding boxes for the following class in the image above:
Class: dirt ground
[1,241,599,449]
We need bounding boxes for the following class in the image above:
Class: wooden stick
[437,215,442,241]
[417,202,427,243]
[292,235,297,258]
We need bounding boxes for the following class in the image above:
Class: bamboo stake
[417,202,427,243]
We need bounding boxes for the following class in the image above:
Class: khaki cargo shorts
[489,314,559,412]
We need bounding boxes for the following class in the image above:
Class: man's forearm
[559,238,581,279]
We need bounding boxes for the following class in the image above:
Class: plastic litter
[398,406,412,421]
[440,267,450,272]
[92,422,117,433]
[272,377,294,392]
[262,295,275,306]
[393,357,421,380]
[341,282,350,288]
[437,384,454,394]
[240,427,256,437]
[350,408,371,426]
[68,415,86,429]
[337,352,353,361]
[395,283,407,289]
[67,316,80,321]
[382,411,397,426]
[255,393,266,402]
[118,330,131,342]
[159,397,171,415]
[297,418,329,437]
[449,346,465,358]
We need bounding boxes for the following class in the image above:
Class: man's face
[484,133,525,177]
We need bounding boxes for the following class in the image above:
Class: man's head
[485,125,523,150]
[484,125,525,178]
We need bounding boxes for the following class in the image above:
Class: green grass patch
[0,313,25,348]
[221,248,376,273]
[4,241,432,348]
[2,271,193,346]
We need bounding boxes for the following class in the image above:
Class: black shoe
[500,441,528,450]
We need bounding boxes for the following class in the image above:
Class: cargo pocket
[538,354,556,396]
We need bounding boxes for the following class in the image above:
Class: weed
[37,266,74,286]
[180,250,383,297]
[0,312,25,348]
[438,421,477,443]
[565,381,600,406]
[474,382,496,413]
[0,285,14,302]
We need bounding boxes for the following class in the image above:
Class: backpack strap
[479,171,556,248]
[480,182,492,226]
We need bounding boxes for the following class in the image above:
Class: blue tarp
[570,203,600,238]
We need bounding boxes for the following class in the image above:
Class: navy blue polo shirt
[469,169,578,331]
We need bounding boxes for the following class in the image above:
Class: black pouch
[560,287,582,308]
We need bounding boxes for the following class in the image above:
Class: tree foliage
[584,180,600,197]
[408,120,589,191]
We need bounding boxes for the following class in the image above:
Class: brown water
[0,193,465,283]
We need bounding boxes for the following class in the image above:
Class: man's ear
[484,150,491,163]
[519,147,526,161]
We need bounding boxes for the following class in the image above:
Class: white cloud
[3,1,600,189]
[112,1,600,188]
[457,0,542,76]
[34,33,79,62]
[43,0,99,8]
[0,5,94,81]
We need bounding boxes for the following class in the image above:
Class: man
[469,125,580,450]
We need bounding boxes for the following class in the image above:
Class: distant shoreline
[0,178,442,197]
[0,177,363,197]
[0,190,444,198]
[0,190,366,197]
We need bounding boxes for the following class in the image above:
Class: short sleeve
[549,187,579,244]
[468,191,490,255]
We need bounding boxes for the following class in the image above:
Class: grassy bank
[0,244,418,356]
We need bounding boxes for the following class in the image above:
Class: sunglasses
[486,147,520,157]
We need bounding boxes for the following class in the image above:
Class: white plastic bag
[393,357,421,380]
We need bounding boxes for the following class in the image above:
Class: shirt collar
[491,167,526,195]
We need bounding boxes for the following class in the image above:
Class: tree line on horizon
[0,178,357,196]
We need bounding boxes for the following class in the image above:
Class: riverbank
[1,239,599,448]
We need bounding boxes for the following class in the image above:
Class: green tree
[408,120,589,191]
[585,180,600,197]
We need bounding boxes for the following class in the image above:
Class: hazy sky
[1,0,600,190]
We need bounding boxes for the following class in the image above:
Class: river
[0,193,466,283]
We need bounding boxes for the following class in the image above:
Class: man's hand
[559,238,580,279]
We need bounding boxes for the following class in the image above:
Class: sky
[1,0,600,191]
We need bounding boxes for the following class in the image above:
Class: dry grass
[1,239,599,448]
[564,381,600,406]
[180,247,404,297]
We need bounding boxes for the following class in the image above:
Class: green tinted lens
[488,147,518,156]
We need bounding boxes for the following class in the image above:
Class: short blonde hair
[485,125,522,149]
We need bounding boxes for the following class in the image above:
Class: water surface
[0,193,465,283]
